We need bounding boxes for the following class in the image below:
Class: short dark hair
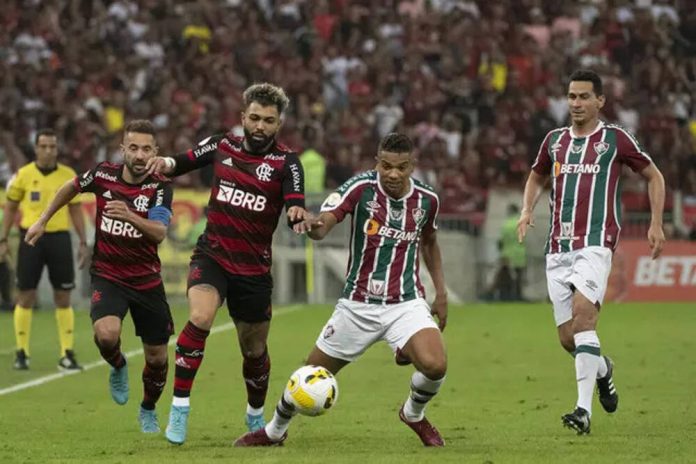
[243,83,290,115]
[378,133,414,154]
[569,69,603,96]
[35,128,56,144]
[124,119,156,137]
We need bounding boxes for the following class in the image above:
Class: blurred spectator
[299,126,326,193]
[0,0,692,232]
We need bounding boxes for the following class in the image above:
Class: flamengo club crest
[412,207,426,224]
[256,163,274,182]
[133,194,149,212]
[594,141,609,156]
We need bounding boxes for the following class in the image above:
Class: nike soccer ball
[285,365,339,416]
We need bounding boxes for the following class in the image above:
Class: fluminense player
[517,69,666,434]
[25,120,174,434]
[235,133,448,447]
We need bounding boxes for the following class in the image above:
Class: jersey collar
[569,119,604,139]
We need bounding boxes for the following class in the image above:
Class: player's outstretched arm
[68,203,89,269]
[421,229,448,331]
[146,136,221,177]
[305,212,338,241]
[25,179,79,246]
[517,170,546,243]
[640,162,666,259]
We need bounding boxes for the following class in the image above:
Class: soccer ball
[285,365,339,416]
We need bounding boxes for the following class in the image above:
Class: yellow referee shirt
[6,162,80,232]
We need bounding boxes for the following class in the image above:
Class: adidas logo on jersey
[103,190,112,199]
[222,158,233,167]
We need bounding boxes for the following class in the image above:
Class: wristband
[164,157,176,171]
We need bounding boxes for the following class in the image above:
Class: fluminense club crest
[594,141,609,156]
[412,207,426,224]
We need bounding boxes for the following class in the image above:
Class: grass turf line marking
[0,305,304,396]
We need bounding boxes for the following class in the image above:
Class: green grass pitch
[0,302,694,463]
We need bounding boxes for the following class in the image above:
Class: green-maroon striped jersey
[320,171,440,304]
[532,121,652,254]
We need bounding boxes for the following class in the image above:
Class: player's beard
[125,159,147,179]
[244,128,275,154]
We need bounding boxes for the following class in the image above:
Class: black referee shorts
[17,230,75,291]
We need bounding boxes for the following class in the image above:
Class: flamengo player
[145,83,312,444]
[517,70,666,434]
[25,120,174,433]
[235,133,449,447]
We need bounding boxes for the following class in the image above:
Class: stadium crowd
[1,0,695,219]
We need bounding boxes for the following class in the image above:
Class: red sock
[243,347,270,408]
[142,360,168,410]
[173,321,209,398]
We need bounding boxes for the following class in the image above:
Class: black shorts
[187,252,273,323]
[90,275,174,345]
[17,230,75,291]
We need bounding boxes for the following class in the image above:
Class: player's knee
[188,309,216,330]
[54,292,71,308]
[242,345,267,361]
[145,352,168,368]
[17,291,36,308]
[420,357,447,380]
[93,323,120,347]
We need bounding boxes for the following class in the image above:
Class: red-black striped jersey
[74,162,173,290]
[172,133,305,275]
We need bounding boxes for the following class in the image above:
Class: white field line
[0,305,305,396]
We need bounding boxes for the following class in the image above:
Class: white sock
[574,330,601,416]
[596,355,608,379]
[172,396,190,407]
[246,404,264,416]
[265,390,297,440]
[403,371,445,422]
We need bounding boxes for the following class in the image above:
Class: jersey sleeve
[319,176,365,223]
[282,153,306,210]
[531,131,555,175]
[147,183,173,226]
[423,192,440,232]
[6,171,26,202]
[73,163,102,194]
[172,134,225,175]
[65,167,82,204]
[614,127,652,173]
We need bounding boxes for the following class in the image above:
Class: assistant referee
[0,129,88,371]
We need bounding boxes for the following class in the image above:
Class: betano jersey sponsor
[174,133,305,275]
[321,171,439,304]
[532,121,652,254]
[74,162,172,290]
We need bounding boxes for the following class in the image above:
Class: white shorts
[315,298,440,362]
[545,246,613,326]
